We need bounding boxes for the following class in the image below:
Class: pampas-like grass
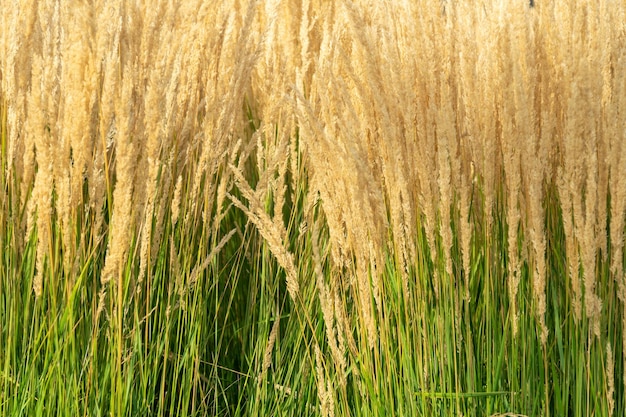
[1,0,625,415]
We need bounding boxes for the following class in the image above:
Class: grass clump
[1,0,625,416]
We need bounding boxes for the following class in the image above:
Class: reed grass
[1,0,625,415]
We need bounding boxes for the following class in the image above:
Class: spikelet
[526,131,548,345]
[503,7,532,336]
[459,171,473,302]
[609,133,626,280]
[315,344,335,417]
[136,49,167,285]
[171,175,183,226]
[258,314,280,385]
[504,150,521,336]
[606,343,615,417]
[333,285,356,358]
[26,55,51,297]
[229,164,299,302]
[187,228,236,287]
[436,119,454,279]
[558,172,582,320]
[5,0,39,211]
[313,221,346,382]
[558,110,585,321]
[454,5,477,302]
[62,2,99,274]
[583,144,602,337]
[30,0,64,293]
[101,78,137,286]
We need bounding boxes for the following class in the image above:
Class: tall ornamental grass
[1,0,625,416]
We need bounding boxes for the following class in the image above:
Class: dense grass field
[1,0,625,416]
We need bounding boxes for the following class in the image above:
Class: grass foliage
[1,0,625,416]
